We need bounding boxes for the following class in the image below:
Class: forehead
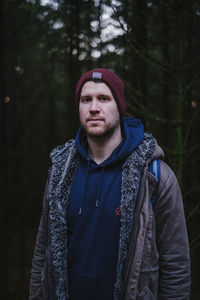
[80,81,113,96]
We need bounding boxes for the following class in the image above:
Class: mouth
[87,118,104,122]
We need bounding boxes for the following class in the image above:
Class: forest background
[0,0,200,299]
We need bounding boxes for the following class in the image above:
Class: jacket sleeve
[29,173,50,300]
[154,161,191,300]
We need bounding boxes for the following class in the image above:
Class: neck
[87,126,123,164]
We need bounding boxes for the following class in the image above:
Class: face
[79,81,121,139]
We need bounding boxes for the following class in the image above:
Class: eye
[80,96,92,103]
[99,95,110,102]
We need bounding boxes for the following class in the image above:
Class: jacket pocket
[137,285,156,300]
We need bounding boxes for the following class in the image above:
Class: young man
[29,68,190,300]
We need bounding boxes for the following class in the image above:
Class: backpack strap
[148,158,160,208]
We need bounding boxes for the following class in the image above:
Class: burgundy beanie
[75,68,126,115]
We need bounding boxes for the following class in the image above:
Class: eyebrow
[80,93,111,99]
[80,95,92,100]
[98,94,111,98]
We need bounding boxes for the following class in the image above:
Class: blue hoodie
[67,117,144,300]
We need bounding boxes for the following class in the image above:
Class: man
[29,68,190,300]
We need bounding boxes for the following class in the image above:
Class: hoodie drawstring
[79,158,90,215]
[79,159,105,215]
[95,168,104,208]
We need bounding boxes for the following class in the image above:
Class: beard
[87,124,117,141]
[81,119,121,142]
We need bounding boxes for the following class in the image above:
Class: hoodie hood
[75,116,144,166]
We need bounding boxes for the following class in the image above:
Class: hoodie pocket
[137,285,156,300]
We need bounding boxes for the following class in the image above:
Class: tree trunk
[0,0,8,296]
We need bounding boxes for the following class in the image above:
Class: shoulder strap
[148,158,160,208]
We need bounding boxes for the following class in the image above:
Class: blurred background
[0,0,200,299]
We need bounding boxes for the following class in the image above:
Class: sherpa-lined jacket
[29,136,190,300]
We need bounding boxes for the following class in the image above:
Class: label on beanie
[92,72,102,80]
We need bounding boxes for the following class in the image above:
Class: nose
[89,99,100,113]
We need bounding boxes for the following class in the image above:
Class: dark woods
[0,0,200,299]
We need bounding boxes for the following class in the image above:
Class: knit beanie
[75,68,126,115]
